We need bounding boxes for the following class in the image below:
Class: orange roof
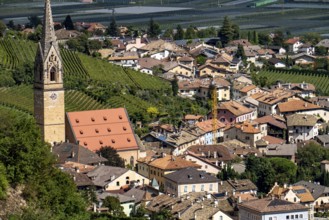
[240,84,257,93]
[218,101,253,116]
[269,185,314,203]
[184,114,204,120]
[195,119,225,132]
[235,121,260,134]
[261,135,285,145]
[285,37,300,45]
[148,155,201,170]
[278,99,321,113]
[66,108,139,152]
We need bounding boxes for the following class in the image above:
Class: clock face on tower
[50,93,57,100]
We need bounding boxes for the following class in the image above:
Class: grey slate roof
[286,114,318,127]
[294,180,329,200]
[316,135,329,144]
[52,142,107,165]
[265,144,297,157]
[87,165,128,188]
[124,188,146,204]
[164,167,219,184]
[97,191,135,203]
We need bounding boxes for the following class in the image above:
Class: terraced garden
[258,69,329,94]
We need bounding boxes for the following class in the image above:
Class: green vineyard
[258,69,329,95]
[0,86,110,114]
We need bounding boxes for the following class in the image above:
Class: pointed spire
[41,0,58,56]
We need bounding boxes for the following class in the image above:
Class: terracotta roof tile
[261,135,285,145]
[278,100,321,113]
[240,84,257,93]
[195,119,225,132]
[148,155,201,170]
[67,108,139,152]
[218,100,253,116]
[254,115,287,129]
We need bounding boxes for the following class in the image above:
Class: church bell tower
[34,0,65,144]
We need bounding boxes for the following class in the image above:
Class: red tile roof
[66,108,139,152]
[195,119,225,132]
[261,135,285,145]
[278,99,321,113]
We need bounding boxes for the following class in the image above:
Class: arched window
[50,67,56,82]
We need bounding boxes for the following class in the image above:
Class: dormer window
[107,128,111,132]
[112,139,115,143]
[103,116,107,121]
[99,140,103,145]
[95,129,99,133]
[123,126,127,131]
[119,115,123,119]
[83,142,87,146]
[75,119,79,123]
[127,138,131,142]
[79,130,83,134]
[91,117,95,122]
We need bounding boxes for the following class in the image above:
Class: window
[50,67,56,81]
[184,186,187,192]
[295,215,298,219]
[129,204,133,208]
[201,185,204,191]
[299,214,303,218]
[286,216,289,219]
[116,181,120,186]
[192,185,195,192]
[291,215,294,219]
[210,184,213,191]
[269,218,272,220]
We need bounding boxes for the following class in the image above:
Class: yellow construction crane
[212,83,218,144]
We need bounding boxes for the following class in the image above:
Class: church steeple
[34,0,65,145]
[41,0,59,56]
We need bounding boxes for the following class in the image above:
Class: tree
[151,209,174,220]
[148,18,161,38]
[0,21,6,37]
[27,15,42,28]
[218,164,240,180]
[7,20,15,30]
[232,23,240,40]
[0,162,8,199]
[253,30,259,44]
[268,157,297,184]
[63,15,74,30]
[13,62,34,85]
[272,30,284,46]
[185,26,196,39]
[96,146,125,168]
[163,28,174,39]
[302,32,321,45]
[88,40,102,52]
[132,204,147,217]
[147,106,160,118]
[235,44,246,62]
[174,25,184,40]
[171,76,178,96]
[243,156,275,193]
[315,46,328,56]
[259,32,272,46]
[218,16,234,46]
[102,196,126,217]
[196,55,207,65]
[108,15,119,37]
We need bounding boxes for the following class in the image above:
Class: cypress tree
[218,16,234,46]
[63,15,74,30]
[108,15,118,37]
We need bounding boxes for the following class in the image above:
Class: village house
[273,82,316,98]
[185,144,236,173]
[316,135,329,147]
[219,179,258,198]
[52,142,107,166]
[212,100,257,125]
[198,63,228,78]
[238,197,309,220]
[268,183,315,219]
[178,77,231,101]
[254,115,287,139]
[183,114,205,125]
[195,119,225,144]
[262,143,297,162]
[232,82,262,100]
[253,89,296,116]
[286,114,319,143]
[164,167,219,197]
[65,108,142,166]
[55,29,81,44]
[294,181,329,213]
[291,53,316,66]
[96,192,135,216]
[87,165,150,191]
[209,52,241,73]
[137,57,162,75]
[316,39,329,53]
[108,51,139,67]
[147,192,233,220]
[125,37,146,52]
[224,121,265,147]
[139,39,185,60]
[136,154,201,188]
[285,37,303,53]
[277,99,329,122]
[268,57,286,68]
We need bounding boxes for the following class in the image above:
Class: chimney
[213,151,217,159]
[304,102,308,107]
[238,196,242,203]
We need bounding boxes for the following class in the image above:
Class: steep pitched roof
[234,121,260,134]
[294,180,329,200]
[66,108,139,152]
[255,89,295,105]
[164,167,219,184]
[184,114,204,120]
[187,144,236,162]
[52,142,107,165]
[240,84,257,93]
[269,185,314,203]
[218,100,253,116]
